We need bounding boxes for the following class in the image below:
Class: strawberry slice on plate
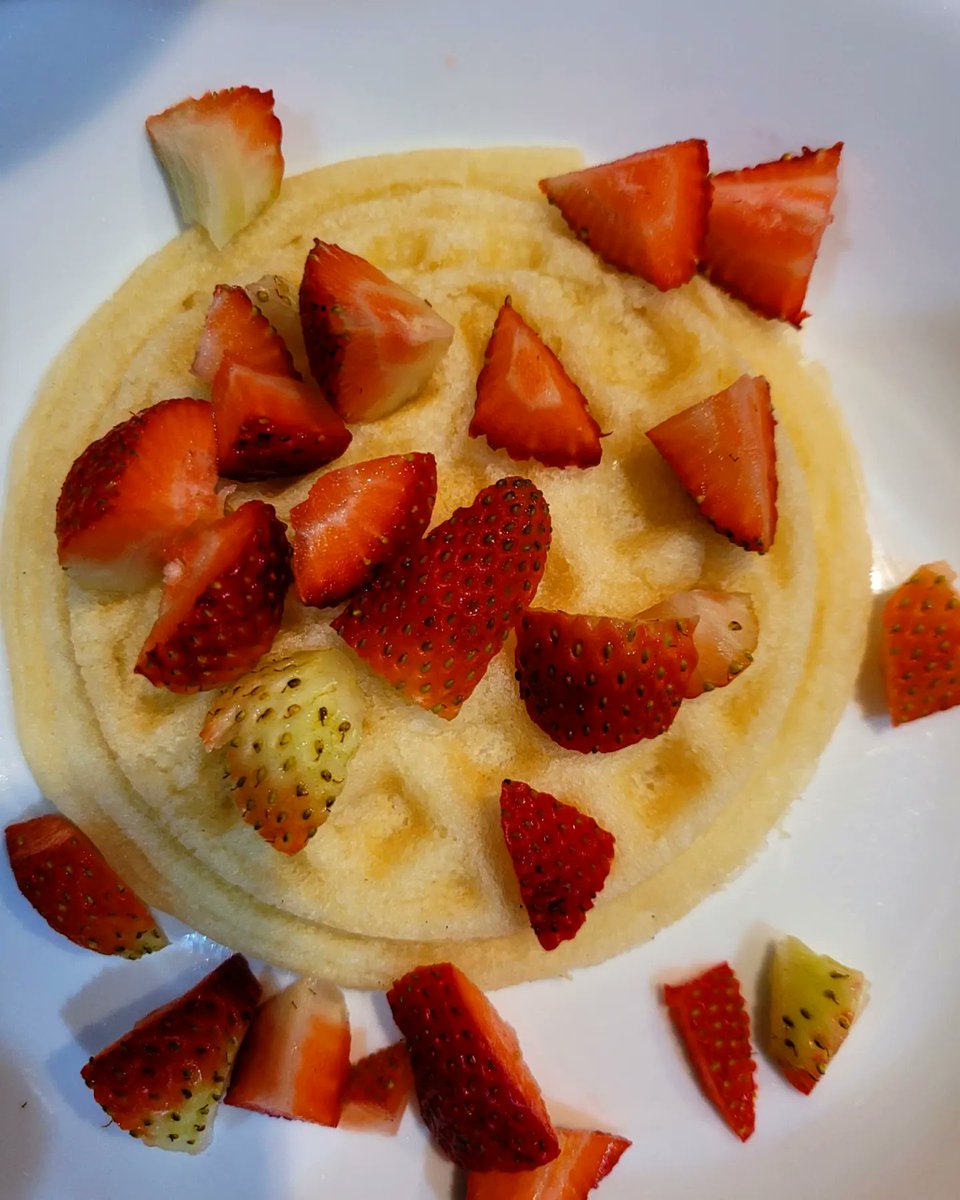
[146,86,283,249]
[499,779,615,950]
[881,561,960,725]
[663,962,757,1142]
[135,499,292,694]
[192,283,298,385]
[340,1040,415,1134]
[646,374,778,553]
[387,962,559,1171]
[640,589,758,698]
[290,452,437,608]
[333,476,551,718]
[469,300,603,468]
[701,143,843,325]
[300,240,454,422]
[5,814,167,958]
[211,361,352,481]
[81,954,261,1152]
[539,139,710,290]
[466,1127,631,1199]
[55,396,219,592]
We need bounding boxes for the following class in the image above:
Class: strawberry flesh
[881,561,960,725]
[466,1127,631,1199]
[640,589,758,698]
[339,1040,415,1134]
[192,284,298,385]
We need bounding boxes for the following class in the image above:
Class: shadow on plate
[0,1048,48,1200]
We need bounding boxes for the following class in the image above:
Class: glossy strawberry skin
[640,589,758,699]
[881,562,960,725]
[339,1040,415,1134]
[192,284,298,385]
[465,1127,631,1199]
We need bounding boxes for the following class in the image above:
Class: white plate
[2,2,959,1197]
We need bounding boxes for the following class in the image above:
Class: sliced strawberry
[226,978,350,1125]
[339,1040,415,1134]
[55,397,219,592]
[135,500,291,694]
[701,143,843,326]
[387,962,559,1171]
[332,477,551,718]
[881,561,960,725]
[639,589,758,698]
[514,610,697,753]
[146,86,283,249]
[539,139,710,290]
[244,274,312,379]
[299,240,454,422]
[646,374,778,553]
[469,300,602,469]
[663,962,757,1142]
[290,452,437,608]
[499,780,615,950]
[211,361,352,481]
[4,814,167,958]
[81,954,261,1153]
[192,284,298,385]
[466,1127,631,1200]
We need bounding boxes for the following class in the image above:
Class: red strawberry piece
[469,300,603,469]
[211,361,352,481]
[299,240,454,423]
[135,499,292,693]
[244,274,312,379]
[881,561,960,725]
[290,452,437,608]
[701,143,843,326]
[4,814,167,958]
[639,589,758,699]
[332,477,551,718]
[387,962,559,1171]
[663,962,757,1142]
[226,978,350,1126]
[514,610,697,754]
[55,396,220,592]
[81,954,261,1152]
[499,780,615,951]
[646,374,778,553]
[339,1040,415,1134]
[466,1127,631,1200]
[192,284,298,385]
[539,139,710,290]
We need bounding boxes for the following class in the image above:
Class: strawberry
[81,954,261,1152]
[340,1040,415,1134]
[333,477,551,719]
[4,814,167,958]
[465,1128,631,1200]
[226,978,351,1125]
[146,86,283,249]
[299,240,454,422]
[539,140,710,290]
[639,589,758,698]
[469,301,603,469]
[244,274,312,379]
[200,648,364,853]
[881,561,960,725]
[646,374,778,553]
[663,962,756,1142]
[55,396,219,592]
[211,361,352,481]
[192,283,298,385]
[135,500,291,694]
[499,780,615,951]
[768,935,866,1096]
[290,452,437,608]
[701,143,843,326]
[514,610,697,754]
[387,962,559,1171]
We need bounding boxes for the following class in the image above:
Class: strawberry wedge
[340,1041,415,1134]
[640,589,758,698]
[466,1128,631,1199]
[192,283,298,385]
[881,562,960,725]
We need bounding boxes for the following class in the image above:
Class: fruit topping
[881,561,960,725]
[340,1040,415,1134]
[146,86,283,249]
[55,397,219,592]
[81,954,261,1152]
[333,477,551,718]
[499,780,615,950]
[646,374,778,553]
[4,814,167,958]
[135,500,291,694]
[299,240,454,423]
[290,452,437,608]
[201,648,364,854]
[243,274,312,379]
[465,1127,631,1199]
[192,283,298,385]
[387,962,559,1171]
[539,139,710,290]
[640,589,758,698]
